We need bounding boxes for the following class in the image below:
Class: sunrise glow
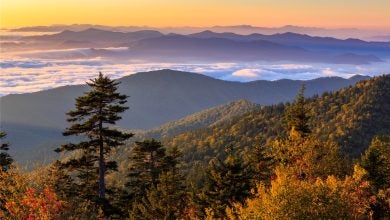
[1,0,390,29]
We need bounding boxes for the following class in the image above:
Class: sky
[1,0,390,29]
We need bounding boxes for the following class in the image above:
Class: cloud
[232,69,261,78]
[1,55,389,96]
[263,64,317,74]
[322,68,337,76]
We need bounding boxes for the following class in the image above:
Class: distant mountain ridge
[25,28,163,43]
[0,69,370,165]
[188,31,390,58]
[13,28,387,64]
[125,34,381,63]
[8,24,389,40]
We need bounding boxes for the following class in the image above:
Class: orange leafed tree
[4,183,65,220]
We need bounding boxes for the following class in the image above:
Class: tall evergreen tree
[202,146,253,218]
[285,84,310,137]
[360,136,390,218]
[133,146,186,219]
[126,139,166,204]
[361,135,390,190]
[249,142,274,184]
[0,131,13,172]
[55,72,132,214]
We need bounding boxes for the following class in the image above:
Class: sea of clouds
[1,55,390,96]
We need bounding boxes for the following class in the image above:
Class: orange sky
[1,0,390,29]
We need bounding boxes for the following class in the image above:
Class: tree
[55,72,132,214]
[271,85,346,179]
[0,131,13,172]
[132,146,186,219]
[202,146,253,218]
[271,136,345,180]
[0,166,26,217]
[45,161,96,219]
[285,84,310,137]
[228,165,374,220]
[249,142,274,184]
[360,135,390,218]
[126,139,166,204]
[4,186,65,220]
[361,135,390,191]
[47,161,77,201]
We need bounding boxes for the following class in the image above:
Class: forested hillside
[110,99,259,172]
[156,74,390,167]
[134,99,258,141]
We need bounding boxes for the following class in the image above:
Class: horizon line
[2,23,390,30]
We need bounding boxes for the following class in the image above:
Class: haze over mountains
[189,31,390,57]
[6,24,390,40]
[24,29,164,46]
[0,69,370,165]
[2,28,388,65]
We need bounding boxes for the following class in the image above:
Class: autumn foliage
[227,165,374,219]
[0,168,65,220]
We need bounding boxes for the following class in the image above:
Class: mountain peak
[59,29,76,34]
[128,69,214,80]
[82,27,105,32]
[199,30,215,34]
[348,74,370,80]
[77,28,119,34]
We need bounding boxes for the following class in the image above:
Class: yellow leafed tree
[227,165,374,219]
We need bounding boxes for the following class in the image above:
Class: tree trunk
[99,141,105,199]
[98,111,105,201]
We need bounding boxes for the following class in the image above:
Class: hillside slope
[154,74,390,166]
[136,99,259,140]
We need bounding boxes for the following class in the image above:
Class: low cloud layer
[1,56,389,96]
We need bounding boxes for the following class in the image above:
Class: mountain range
[188,31,390,57]
[0,69,370,165]
[7,24,390,40]
[9,28,389,64]
[24,28,163,45]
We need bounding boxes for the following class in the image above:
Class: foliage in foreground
[0,167,65,219]
[227,165,374,220]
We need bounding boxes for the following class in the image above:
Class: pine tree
[55,72,132,214]
[361,136,390,218]
[0,131,13,172]
[203,146,253,218]
[133,146,186,219]
[126,139,166,199]
[47,161,77,199]
[286,84,310,137]
[250,142,274,184]
[361,135,390,190]
[125,139,167,217]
